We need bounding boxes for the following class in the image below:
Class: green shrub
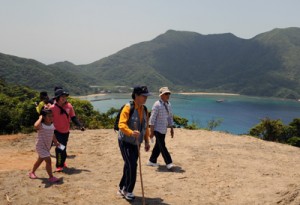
[173,115,188,128]
[206,118,223,131]
[249,118,285,142]
[289,118,300,136]
[249,118,300,147]
[287,137,300,147]
[185,123,199,130]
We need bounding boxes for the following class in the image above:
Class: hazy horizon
[1,0,299,65]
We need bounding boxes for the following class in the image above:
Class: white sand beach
[177,92,240,96]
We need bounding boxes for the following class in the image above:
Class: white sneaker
[123,191,135,201]
[117,188,123,196]
[147,161,159,167]
[166,163,174,169]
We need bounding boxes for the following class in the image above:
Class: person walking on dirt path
[50,88,85,172]
[117,86,151,201]
[29,108,60,183]
[147,87,175,170]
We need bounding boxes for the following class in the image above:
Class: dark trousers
[54,130,69,168]
[118,139,138,193]
[149,131,172,165]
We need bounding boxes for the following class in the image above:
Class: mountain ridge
[1,27,300,98]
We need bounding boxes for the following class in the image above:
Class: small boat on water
[216,99,225,103]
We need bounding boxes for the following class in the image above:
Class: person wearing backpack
[35,91,50,114]
[117,86,151,201]
[50,88,85,172]
[146,87,175,170]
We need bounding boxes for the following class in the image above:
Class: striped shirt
[36,123,55,158]
[149,100,174,134]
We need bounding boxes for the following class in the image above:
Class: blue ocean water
[80,94,300,135]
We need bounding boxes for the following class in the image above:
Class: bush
[287,137,300,147]
[68,98,116,129]
[173,115,188,128]
[0,83,39,134]
[249,118,300,147]
[289,118,300,136]
[206,118,223,131]
[185,123,199,130]
[249,118,285,142]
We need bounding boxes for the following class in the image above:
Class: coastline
[177,92,240,96]
[74,92,240,98]
[72,93,108,98]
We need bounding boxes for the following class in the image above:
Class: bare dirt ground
[1,129,300,205]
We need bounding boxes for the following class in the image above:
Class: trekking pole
[137,142,146,205]
[134,121,146,205]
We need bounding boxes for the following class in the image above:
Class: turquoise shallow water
[79,94,300,134]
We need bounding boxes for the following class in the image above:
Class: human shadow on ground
[39,177,64,188]
[50,154,76,159]
[55,167,91,175]
[125,196,170,205]
[66,154,76,159]
[156,165,185,173]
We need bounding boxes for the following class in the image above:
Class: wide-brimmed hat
[55,89,69,98]
[159,87,171,96]
[132,86,151,97]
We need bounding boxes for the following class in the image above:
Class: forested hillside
[82,27,300,98]
[0,54,90,95]
[1,27,300,98]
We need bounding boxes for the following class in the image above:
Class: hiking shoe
[48,176,60,183]
[117,188,124,196]
[147,161,159,167]
[63,163,67,168]
[123,191,135,201]
[55,167,64,172]
[166,163,174,170]
[28,172,37,179]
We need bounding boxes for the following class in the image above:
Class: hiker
[50,88,85,172]
[36,91,50,114]
[117,86,151,201]
[28,108,60,183]
[48,86,63,105]
[147,87,175,170]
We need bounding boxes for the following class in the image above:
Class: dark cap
[41,108,52,116]
[55,89,69,98]
[54,86,63,91]
[39,91,49,101]
[132,86,151,98]
[40,91,48,98]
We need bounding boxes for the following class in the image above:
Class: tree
[249,118,285,142]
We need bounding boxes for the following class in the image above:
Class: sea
[79,93,300,135]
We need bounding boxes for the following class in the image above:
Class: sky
[0,0,300,65]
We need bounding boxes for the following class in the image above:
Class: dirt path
[1,129,300,205]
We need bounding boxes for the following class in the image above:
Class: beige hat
[159,87,171,96]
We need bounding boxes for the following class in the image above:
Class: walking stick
[137,143,146,205]
[134,121,146,205]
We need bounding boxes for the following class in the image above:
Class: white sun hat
[159,87,171,96]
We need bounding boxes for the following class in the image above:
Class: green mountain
[0,54,90,95]
[1,27,300,99]
[82,27,300,98]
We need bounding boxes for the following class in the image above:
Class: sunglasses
[164,93,171,96]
